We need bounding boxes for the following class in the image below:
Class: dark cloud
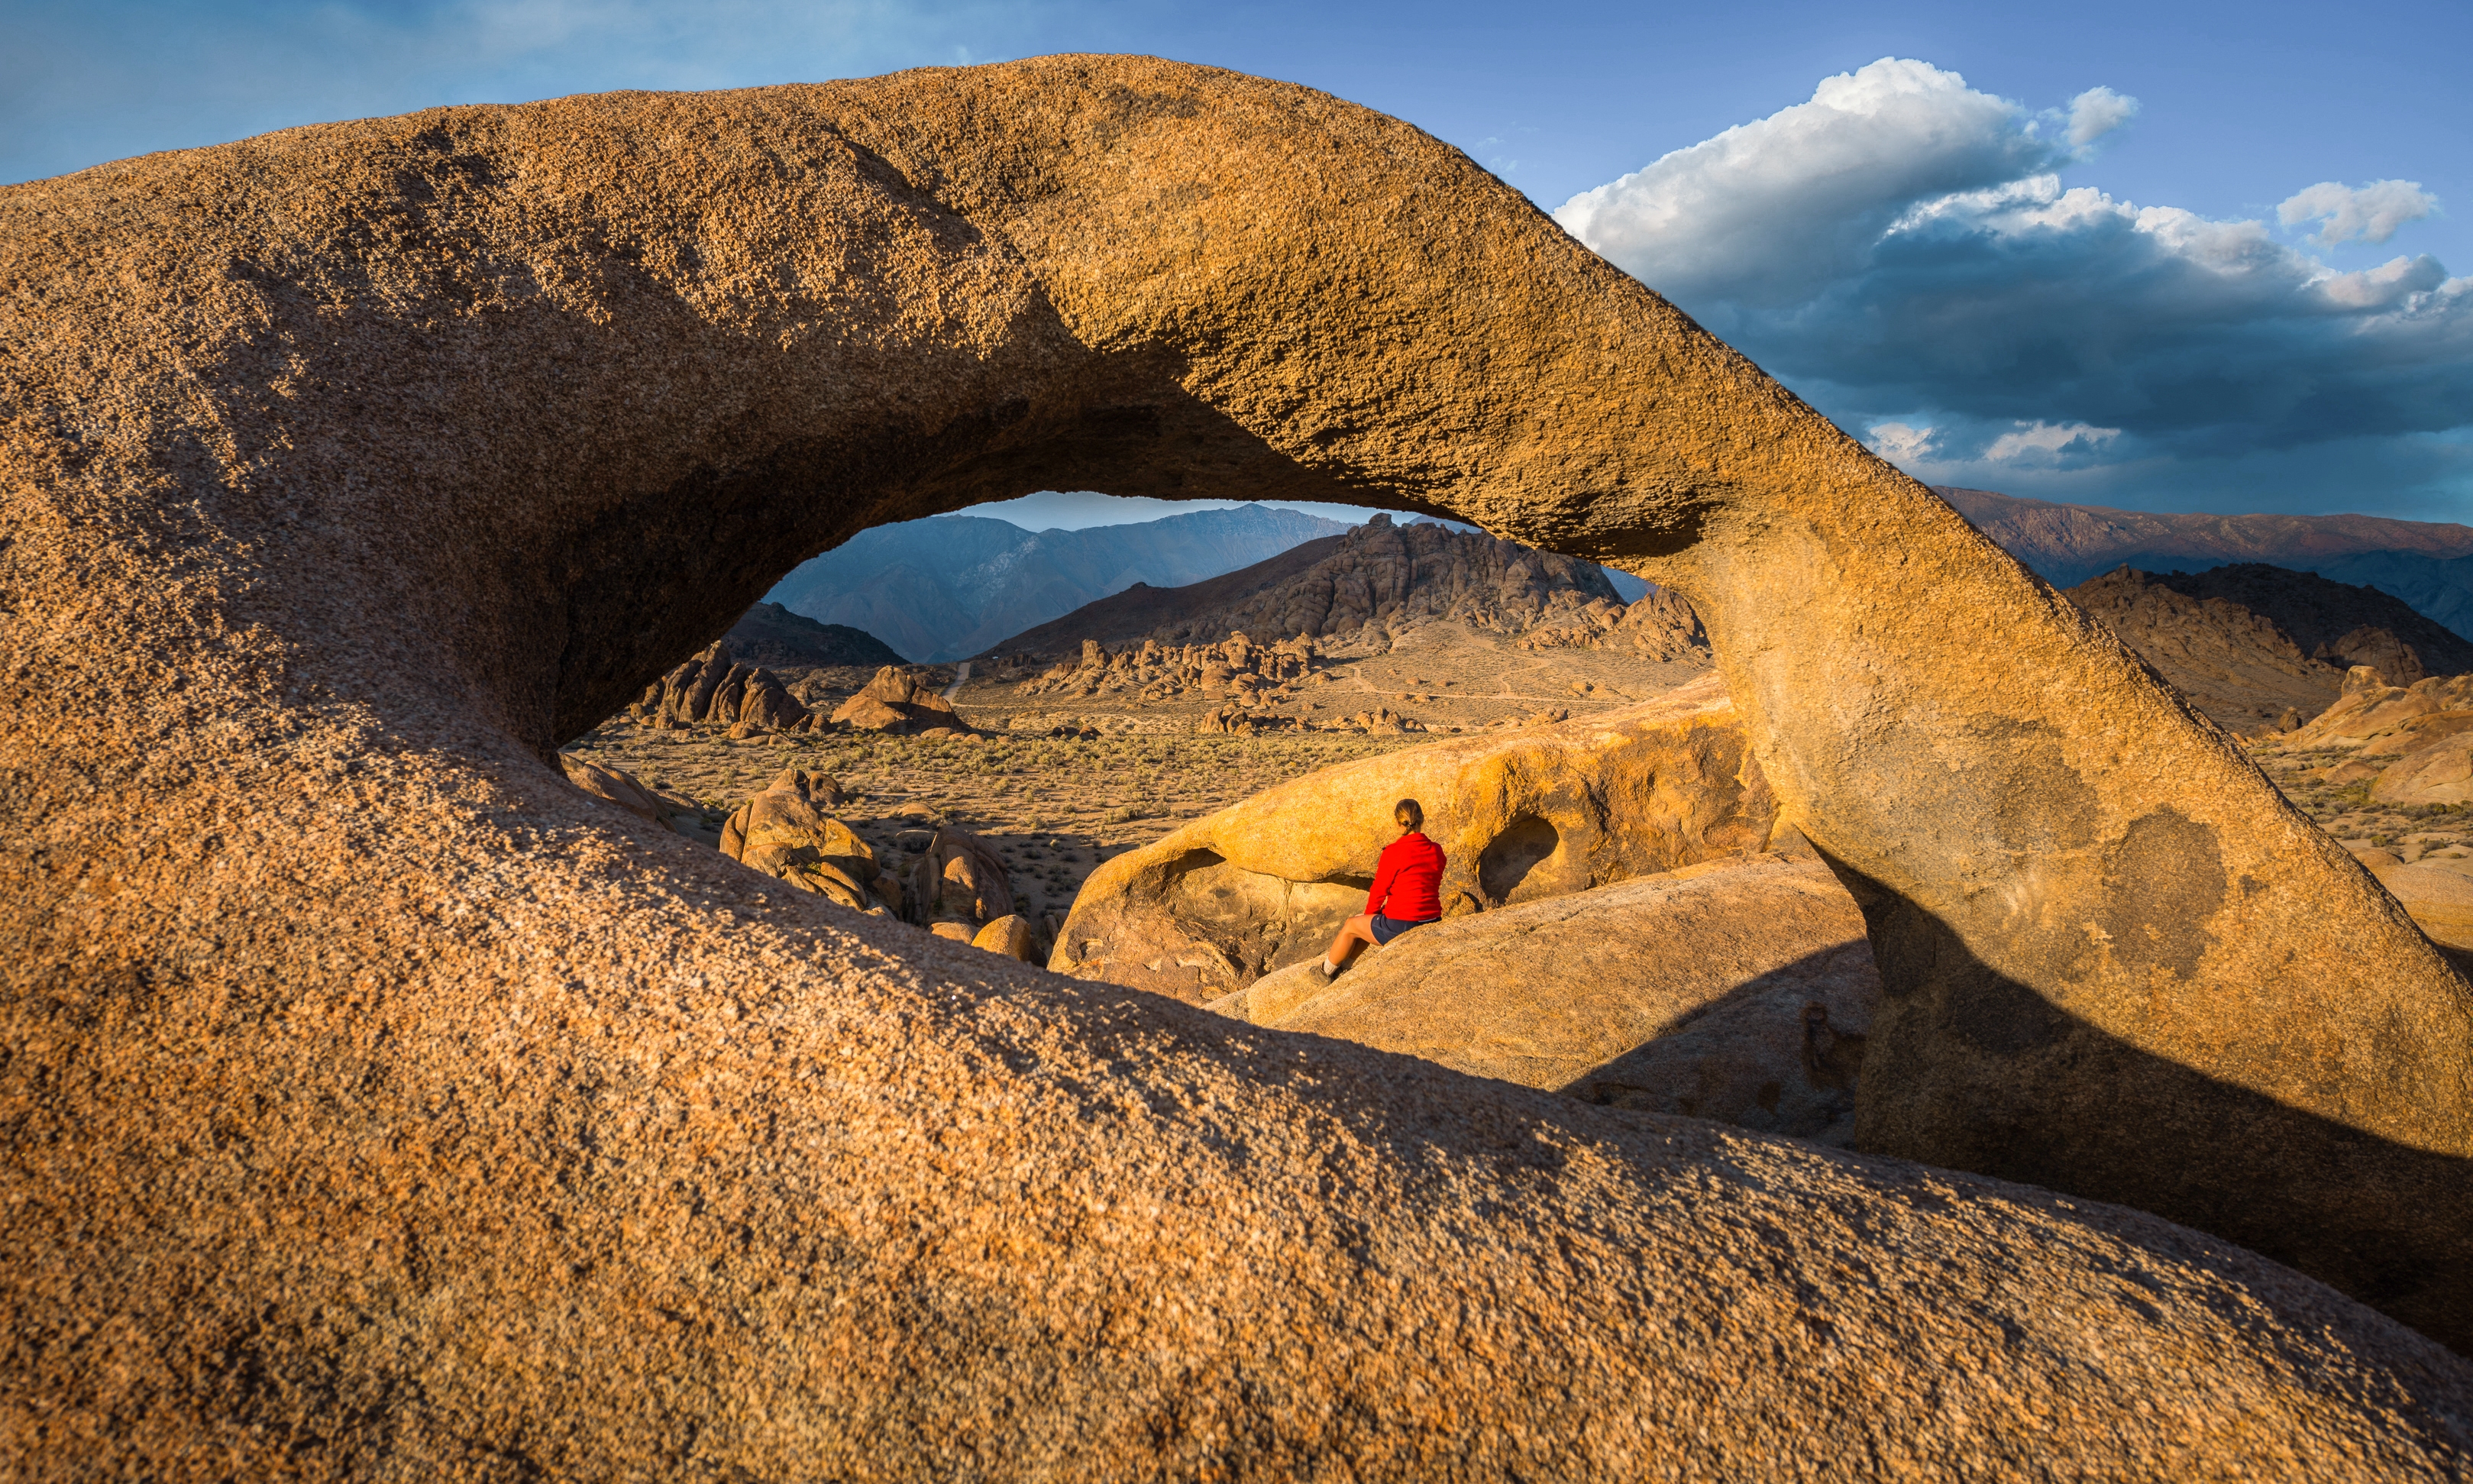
[1557,59,2473,517]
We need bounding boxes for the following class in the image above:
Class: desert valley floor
[569,617,2473,946]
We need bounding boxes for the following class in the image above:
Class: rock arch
[5,57,2471,1474]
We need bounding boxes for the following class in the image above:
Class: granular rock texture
[906,824,1017,933]
[1521,588,1712,661]
[830,664,968,734]
[635,641,807,731]
[717,766,901,913]
[1210,853,1880,1144]
[7,56,2473,1477]
[1054,676,1775,1002]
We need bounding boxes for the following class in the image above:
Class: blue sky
[8,0,2470,524]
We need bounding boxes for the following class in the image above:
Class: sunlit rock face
[1055,674,1774,1003]
[6,56,2471,1477]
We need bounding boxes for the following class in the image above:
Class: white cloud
[1553,59,2061,309]
[2062,86,2138,149]
[1865,422,1941,463]
[1555,61,2473,499]
[2277,179,2441,247]
[1983,421,2120,464]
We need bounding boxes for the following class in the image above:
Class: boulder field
[6,56,2473,1476]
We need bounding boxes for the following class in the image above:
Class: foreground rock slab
[1213,853,1880,1143]
[8,56,2473,1476]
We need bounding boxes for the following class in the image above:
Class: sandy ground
[2248,742,2472,861]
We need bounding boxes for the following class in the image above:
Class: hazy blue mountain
[2300,551,2473,642]
[1941,487,2473,642]
[767,504,1357,661]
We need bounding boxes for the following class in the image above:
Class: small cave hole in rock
[1479,815,1562,907]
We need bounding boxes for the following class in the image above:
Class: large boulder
[635,642,809,731]
[2268,670,2473,808]
[830,665,965,734]
[558,753,684,833]
[716,767,901,913]
[1211,853,1880,1143]
[13,58,2473,1474]
[1053,674,1774,1002]
[905,824,1016,933]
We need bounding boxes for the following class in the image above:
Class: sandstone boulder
[1211,854,1878,1143]
[2358,852,2473,951]
[635,641,811,731]
[970,913,1036,960]
[906,825,1015,931]
[558,753,683,832]
[831,664,965,733]
[1055,674,1773,1002]
[2377,733,2473,806]
[717,768,891,912]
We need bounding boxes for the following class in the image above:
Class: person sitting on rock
[1321,798,1445,978]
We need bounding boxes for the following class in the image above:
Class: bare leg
[1322,913,1379,975]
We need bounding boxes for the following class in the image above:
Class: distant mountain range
[763,488,2473,666]
[2062,564,2473,734]
[1942,487,2473,641]
[722,602,904,671]
[985,512,1625,656]
[767,504,1355,661]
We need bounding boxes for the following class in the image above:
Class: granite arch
[6,56,2472,1475]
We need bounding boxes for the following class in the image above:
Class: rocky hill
[1947,487,2473,639]
[2063,564,2473,734]
[984,512,1699,658]
[723,602,904,670]
[765,503,1353,661]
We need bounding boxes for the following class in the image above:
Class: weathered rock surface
[717,767,902,913]
[1056,675,1775,1002]
[558,753,684,833]
[969,913,1037,961]
[1211,853,1880,1143]
[10,57,2473,1476]
[830,664,968,734]
[2276,670,2473,815]
[906,824,1016,933]
[634,642,808,731]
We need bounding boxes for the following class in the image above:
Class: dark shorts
[1370,913,1438,946]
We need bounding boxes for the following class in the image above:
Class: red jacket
[1367,832,1446,921]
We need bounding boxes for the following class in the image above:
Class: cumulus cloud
[1555,59,2058,311]
[2278,179,2441,247]
[1556,60,2473,512]
[2061,86,2138,149]
[1865,422,1941,462]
